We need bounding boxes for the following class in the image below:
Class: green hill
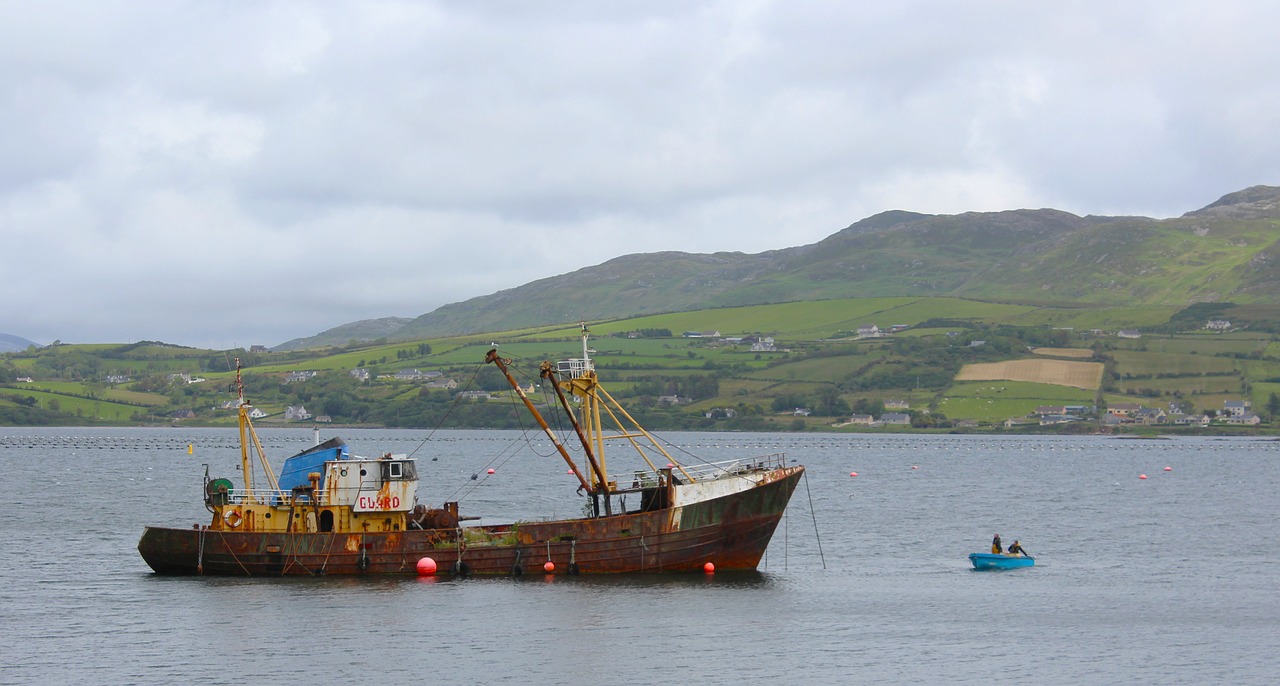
[280,185,1280,349]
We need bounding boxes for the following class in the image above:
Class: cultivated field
[955,359,1104,390]
[1031,348,1094,359]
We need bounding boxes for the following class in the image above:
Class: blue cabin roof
[278,437,349,492]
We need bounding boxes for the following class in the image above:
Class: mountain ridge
[0,333,39,353]
[277,185,1280,350]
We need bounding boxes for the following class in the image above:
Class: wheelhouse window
[381,461,416,481]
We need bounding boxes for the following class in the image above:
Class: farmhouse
[1133,408,1167,425]
[1108,402,1143,416]
[1117,330,1142,339]
[395,368,440,381]
[880,412,911,425]
[1223,400,1251,417]
[1205,320,1231,331]
[847,414,875,425]
[285,405,311,421]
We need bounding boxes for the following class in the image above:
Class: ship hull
[139,465,803,576]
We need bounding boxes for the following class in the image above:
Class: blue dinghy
[969,553,1034,570]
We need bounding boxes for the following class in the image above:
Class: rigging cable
[405,361,488,460]
[801,469,826,569]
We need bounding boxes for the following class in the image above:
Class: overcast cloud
[3,1,1278,349]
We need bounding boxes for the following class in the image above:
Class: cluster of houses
[854,324,911,339]
[196,400,327,423]
[681,331,787,353]
[1019,399,1260,427]
[843,400,913,426]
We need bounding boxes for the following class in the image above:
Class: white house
[285,405,311,421]
[1223,400,1251,417]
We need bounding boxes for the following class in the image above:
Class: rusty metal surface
[138,465,804,576]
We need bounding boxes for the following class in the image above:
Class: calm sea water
[1,428,1277,685]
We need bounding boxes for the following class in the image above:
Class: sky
[3,1,1278,350]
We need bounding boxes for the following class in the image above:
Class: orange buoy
[416,557,438,575]
[703,562,715,573]
[543,561,555,573]
[487,468,495,474]
[1139,474,1148,480]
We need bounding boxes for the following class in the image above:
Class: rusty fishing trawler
[138,326,805,576]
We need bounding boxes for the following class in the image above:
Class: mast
[540,360,611,515]
[233,358,280,500]
[484,349,595,495]
[236,359,253,492]
[558,324,696,484]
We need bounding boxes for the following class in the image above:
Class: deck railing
[225,487,331,506]
[610,453,787,486]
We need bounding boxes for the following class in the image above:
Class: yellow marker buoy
[187,444,193,454]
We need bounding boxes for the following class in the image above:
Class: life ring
[223,508,242,529]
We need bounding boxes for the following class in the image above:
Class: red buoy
[703,562,715,573]
[1139,474,1148,480]
[1164,466,1172,472]
[544,561,555,573]
[487,468,495,474]
[912,465,919,470]
[567,469,575,475]
[416,557,438,575]
[850,471,858,477]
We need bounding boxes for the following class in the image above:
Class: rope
[216,530,252,576]
[802,470,826,569]
[319,531,338,574]
[196,527,205,575]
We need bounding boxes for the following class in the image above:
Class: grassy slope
[5,297,1276,428]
